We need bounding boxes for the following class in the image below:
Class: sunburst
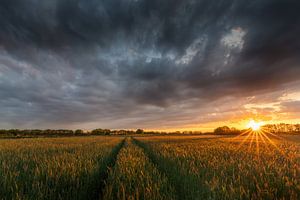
[247,120,264,131]
[233,120,285,158]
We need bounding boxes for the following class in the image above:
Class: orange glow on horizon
[138,116,300,133]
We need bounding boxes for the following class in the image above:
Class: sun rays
[234,120,289,159]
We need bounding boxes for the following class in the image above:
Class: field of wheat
[0,136,123,200]
[103,138,176,200]
[0,134,299,200]
[136,134,300,199]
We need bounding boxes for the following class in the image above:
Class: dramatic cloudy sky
[0,0,300,130]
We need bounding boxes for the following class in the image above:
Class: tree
[230,127,241,135]
[91,129,111,135]
[136,129,144,134]
[102,129,111,135]
[0,130,8,135]
[295,124,300,133]
[8,129,20,136]
[214,126,231,135]
[75,129,84,135]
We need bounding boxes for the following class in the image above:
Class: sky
[0,0,300,131]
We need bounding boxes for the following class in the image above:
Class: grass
[103,138,176,200]
[0,136,123,200]
[136,134,300,200]
[0,134,299,200]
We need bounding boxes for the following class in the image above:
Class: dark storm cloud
[0,0,300,129]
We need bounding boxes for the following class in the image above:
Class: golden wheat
[103,138,176,200]
[137,135,300,200]
[0,136,123,200]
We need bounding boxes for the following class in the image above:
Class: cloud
[0,0,300,129]
[221,27,246,50]
[175,36,208,65]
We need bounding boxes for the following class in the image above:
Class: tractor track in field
[132,137,182,200]
[102,137,178,200]
[97,138,126,200]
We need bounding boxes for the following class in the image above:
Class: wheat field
[0,134,299,200]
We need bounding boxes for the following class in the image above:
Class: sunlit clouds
[0,0,300,130]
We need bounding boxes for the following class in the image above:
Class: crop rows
[103,138,176,200]
[0,136,123,200]
[136,135,300,200]
[0,135,299,200]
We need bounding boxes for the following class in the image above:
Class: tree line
[213,123,300,135]
[263,123,300,133]
[1,123,299,138]
[0,129,145,138]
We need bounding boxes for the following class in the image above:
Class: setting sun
[247,120,264,131]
